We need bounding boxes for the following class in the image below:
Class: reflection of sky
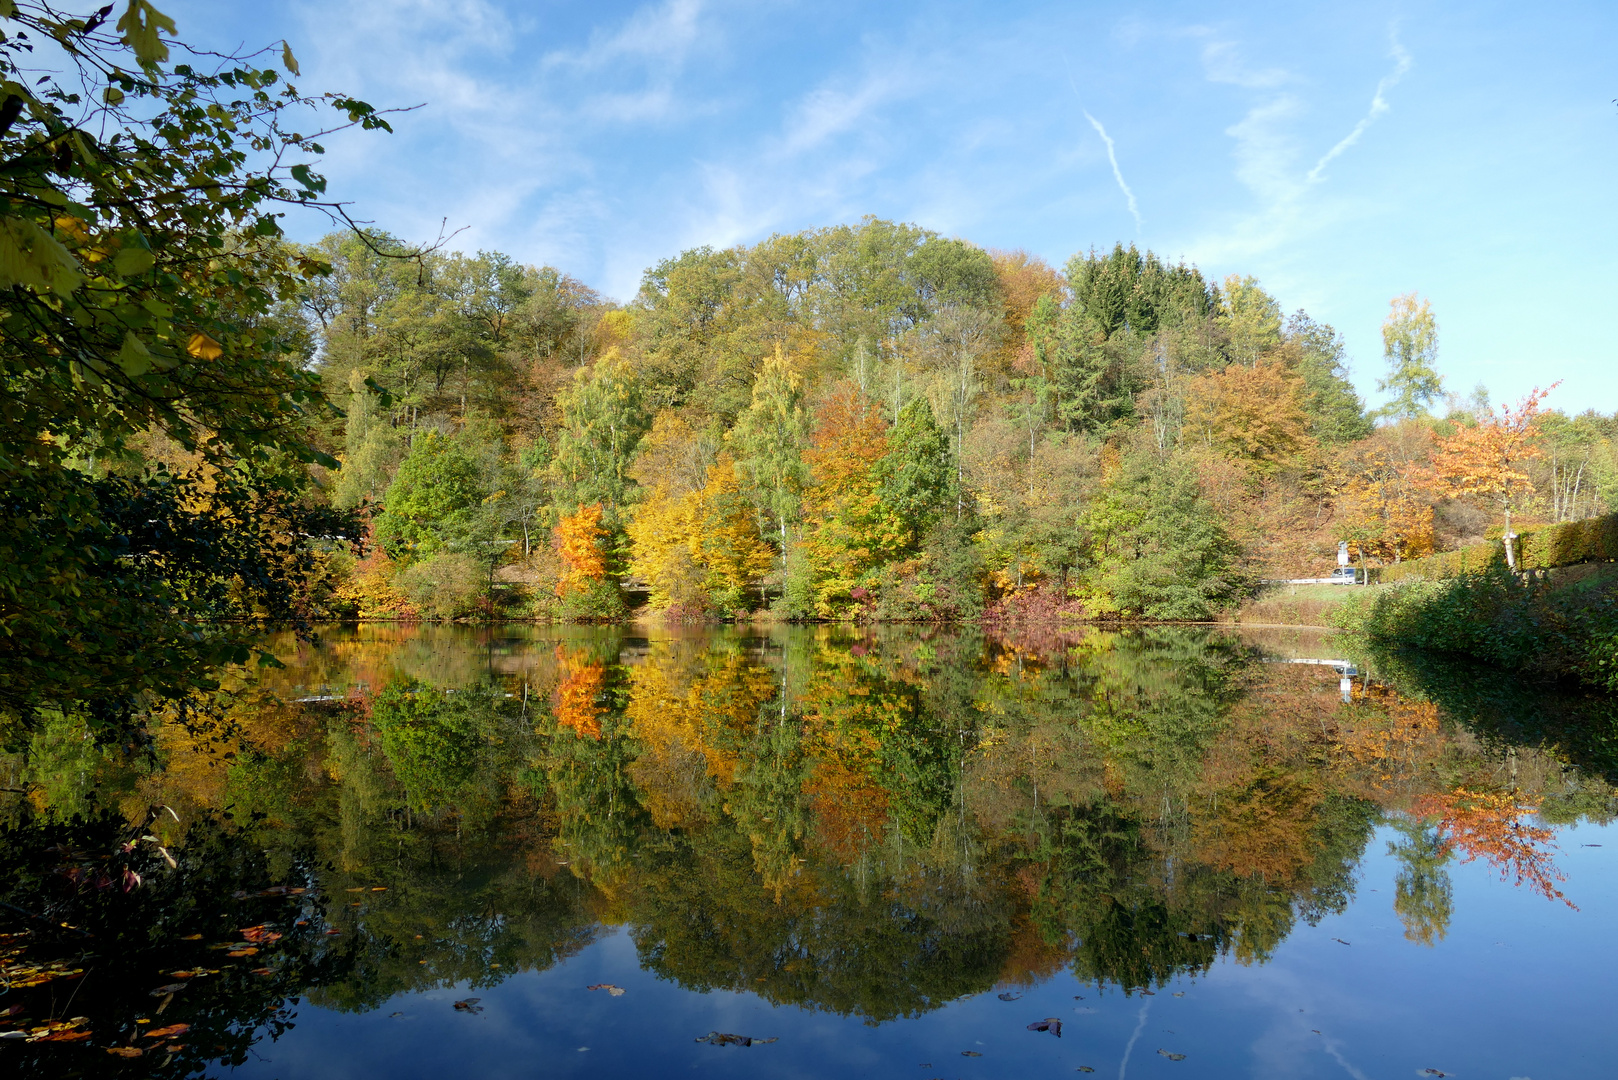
[233,823,1615,1079]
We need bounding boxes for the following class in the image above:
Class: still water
[2,624,1614,1078]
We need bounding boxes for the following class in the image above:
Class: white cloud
[1202,40,1290,89]
[542,0,704,71]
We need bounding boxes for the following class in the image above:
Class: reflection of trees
[6,622,1614,1046]
[1387,817,1454,946]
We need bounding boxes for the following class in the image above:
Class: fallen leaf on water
[371,887,388,892]
[1,1004,25,1017]
[1420,1071,1448,1078]
[694,1031,774,1046]
[1027,1018,1063,1037]
[149,983,188,996]
[961,1050,982,1057]
[180,934,202,941]
[241,928,282,944]
[105,1047,143,1058]
[144,1024,190,1039]
[0,1032,27,1040]
[390,1012,404,1018]
[345,887,366,893]
[226,948,259,958]
[324,929,341,936]
[997,991,1022,1001]
[1140,990,1155,996]
[1077,1068,1095,1074]
[1173,992,1185,997]
[36,1030,92,1043]
[250,967,274,976]
[1333,938,1351,946]
[453,999,483,1013]
[1157,1049,1185,1061]
[586,983,626,996]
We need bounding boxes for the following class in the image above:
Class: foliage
[0,3,385,731]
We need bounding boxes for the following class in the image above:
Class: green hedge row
[1377,514,1618,584]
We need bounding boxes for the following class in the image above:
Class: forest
[290,225,1617,626]
[3,2,1615,743]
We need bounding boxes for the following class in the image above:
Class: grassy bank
[1231,582,1376,627]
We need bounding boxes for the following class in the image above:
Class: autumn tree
[1336,446,1436,565]
[1430,388,1552,569]
[800,388,905,615]
[1184,361,1314,471]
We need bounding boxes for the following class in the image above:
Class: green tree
[374,432,486,558]
[1376,293,1443,421]
[1283,310,1372,444]
[876,397,953,551]
[1081,451,1247,618]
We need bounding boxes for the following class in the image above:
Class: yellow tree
[1184,360,1314,471]
[801,386,905,614]
[1431,387,1553,569]
[1336,445,1435,565]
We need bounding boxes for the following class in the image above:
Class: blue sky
[173,1,1618,413]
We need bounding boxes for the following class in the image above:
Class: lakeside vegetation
[3,2,1616,749]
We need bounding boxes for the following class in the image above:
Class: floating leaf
[453,999,483,1013]
[1173,992,1185,997]
[1076,1069,1095,1074]
[695,1031,774,1047]
[149,983,187,996]
[1157,1049,1185,1061]
[585,983,625,997]
[144,1024,190,1039]
[961,1051,982,1057]
[106,1046,144,1057]
[1027,1018,1063,1037]
[997,991,1022,1001]
[226,947,259,957]
[241,927,281,944]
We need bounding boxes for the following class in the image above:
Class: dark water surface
[2,624,1614,1079]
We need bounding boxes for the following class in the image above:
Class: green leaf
[281,41,300,77]
[112,245,155,276]
[117,331,153,376]
[103,86,125,106]
[115,0,177,68]
[0,217,84,297]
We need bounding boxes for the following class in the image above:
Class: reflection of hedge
[1379,514,1618,583]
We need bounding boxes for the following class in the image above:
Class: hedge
[1377,514,1618,584]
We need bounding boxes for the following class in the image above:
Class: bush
[395,553,487,620]
[1332,567,1618,687]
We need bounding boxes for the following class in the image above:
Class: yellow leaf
[186,332,223,361]
[282,41,300,76]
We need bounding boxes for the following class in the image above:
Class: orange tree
[1430,388,1552,569]
[0,3,395,732]
[1336,444,1436,565]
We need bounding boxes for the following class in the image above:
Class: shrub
[395,553,487,621]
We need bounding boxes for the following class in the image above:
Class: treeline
[301,224,1618,622]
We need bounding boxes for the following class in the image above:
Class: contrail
[1118,1000,1151,1079]
[1084,111,1142,230]
[1307,37,1412,183]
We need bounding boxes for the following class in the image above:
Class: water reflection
[1,624,1613,1075]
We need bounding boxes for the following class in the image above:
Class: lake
[2,623,1614,1078]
